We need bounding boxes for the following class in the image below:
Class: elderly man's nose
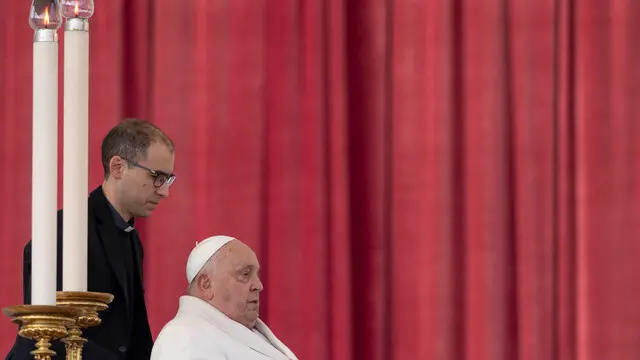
[254,278,264,292]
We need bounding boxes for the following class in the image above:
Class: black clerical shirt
[108,204,137,327]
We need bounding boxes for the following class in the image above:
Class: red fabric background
[1,1,639,359]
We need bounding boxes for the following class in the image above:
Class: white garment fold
[151,296,298,360]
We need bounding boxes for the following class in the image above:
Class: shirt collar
[107,202,135,232]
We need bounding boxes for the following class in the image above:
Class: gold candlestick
[3,305,82,360]
[56,291,114,360]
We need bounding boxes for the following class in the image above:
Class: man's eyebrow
[140,163,173,176]
[235,265,259,271]
[154,169,173,177]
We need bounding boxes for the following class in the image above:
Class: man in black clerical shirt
[6,118,177,360]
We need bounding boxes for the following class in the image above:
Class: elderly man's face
[210,241,263,328]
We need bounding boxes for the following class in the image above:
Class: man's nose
[156,184,170,197]
[254,277,264,292]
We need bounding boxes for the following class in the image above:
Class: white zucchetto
[186,235,236,284]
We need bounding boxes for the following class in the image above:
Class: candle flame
[74,2,79,16]
[44,7,50,25]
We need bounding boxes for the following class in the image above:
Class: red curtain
[1,1,639,359]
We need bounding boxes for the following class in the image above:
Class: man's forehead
[230,251,260,268]
[140,144,174,172]
[230,250,260,267]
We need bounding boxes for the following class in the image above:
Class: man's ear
[198,274,211,291]
[109,156,126,179]
[197,274,215,300]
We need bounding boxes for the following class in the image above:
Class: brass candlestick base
[56,291,114,360]
[2,305,82,360]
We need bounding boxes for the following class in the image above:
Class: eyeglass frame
[120,157,176,188]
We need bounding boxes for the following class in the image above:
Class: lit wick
[44,6,50,27]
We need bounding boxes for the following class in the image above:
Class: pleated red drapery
[1,1,639,359]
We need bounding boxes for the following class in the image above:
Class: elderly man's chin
[247,302,259,313]
[246,303,260,319]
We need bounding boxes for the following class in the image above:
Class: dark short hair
[101,118,175,177]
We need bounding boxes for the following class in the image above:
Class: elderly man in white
[151,235,298,360]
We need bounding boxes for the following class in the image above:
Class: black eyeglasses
[122,158,176,188]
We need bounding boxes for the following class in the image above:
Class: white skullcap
[186,235,236,284]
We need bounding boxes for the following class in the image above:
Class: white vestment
[151,296,298,360]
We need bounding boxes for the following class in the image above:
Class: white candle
[62,17,89,292]
[30,26,59,306]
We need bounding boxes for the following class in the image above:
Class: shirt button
[118,346,127,352]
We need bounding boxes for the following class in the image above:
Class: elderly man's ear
[197,274,214,300]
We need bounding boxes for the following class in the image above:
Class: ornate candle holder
[2,305,82,360]
[56,291,114,360]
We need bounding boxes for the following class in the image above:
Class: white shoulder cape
[151,296,298,360]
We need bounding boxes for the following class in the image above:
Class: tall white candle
[30,24,60,305]
[62,17,89,292]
